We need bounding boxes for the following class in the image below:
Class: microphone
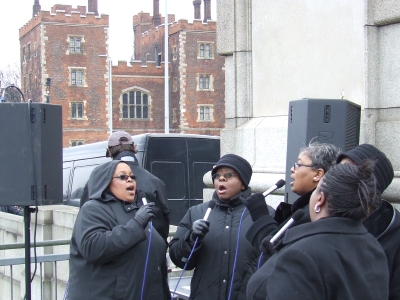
[269,209,305,244]
[262,179,285,197]
[138,191,147,205]
[203,201,216,221]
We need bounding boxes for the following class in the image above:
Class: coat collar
[212,187,252,208]
[363,199,397,239]
[280,217,366,247]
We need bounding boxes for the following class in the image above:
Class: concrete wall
[216,0,400,207]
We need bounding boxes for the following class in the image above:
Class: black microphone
[138,191,147,205]
[269,209,305,244]
[262,179,286,197]
[203,201,216,221]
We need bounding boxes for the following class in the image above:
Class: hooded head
[211,154,252,189]
[336,144,394,194]
[87,160,136,202]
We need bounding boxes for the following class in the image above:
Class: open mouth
[127,186,135,194]
[218,184,227,193]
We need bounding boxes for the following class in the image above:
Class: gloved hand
[190,219,210,242]
[259,235,277,267]
[134,202,156,228]
[240,193,270,222]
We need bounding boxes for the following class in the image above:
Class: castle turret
[33,0,41,17]
[153,0,161,26]
[193,0,201,20]
[203,0,211,22]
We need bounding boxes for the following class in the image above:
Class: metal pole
[164,0,169,133]
[24,206,31,300]
[109,58,113,134]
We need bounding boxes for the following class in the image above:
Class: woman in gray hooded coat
[67,160,170,300]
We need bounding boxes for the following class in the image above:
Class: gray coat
[68,160,170,300]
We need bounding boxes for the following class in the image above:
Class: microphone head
[292,209,305,222]
[275,179,286,189]
[208,200,216,209]
[137,190,146,201]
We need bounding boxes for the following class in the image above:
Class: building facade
[20,0,224,147]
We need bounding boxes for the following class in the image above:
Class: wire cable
[141,220,153,300]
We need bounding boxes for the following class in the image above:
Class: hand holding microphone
[134,191,156,229]
[241,179,286,222]
[190,201,216,242]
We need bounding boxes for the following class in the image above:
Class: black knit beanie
[211,154,252,188]
[336,144,394,194]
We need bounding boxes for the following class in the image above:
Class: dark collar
[213,188,252,208]
[363,199,396,239]
[292,189,314,213]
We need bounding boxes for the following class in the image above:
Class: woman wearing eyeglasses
[246,161,389,300]
[67,160,171,300]
[169,154,266,300]
[243,142,340,254]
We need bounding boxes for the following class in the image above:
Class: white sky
[0,0,217,72]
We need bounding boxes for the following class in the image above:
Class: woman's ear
[318,191,326,208]
[314,169,325,181]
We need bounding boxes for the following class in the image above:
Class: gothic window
[71,69,84,86]
[173,46,178,60]
[122,90,149,119]
[69,37,83,53]
[198,42,213,59]
[71,102,84,119]
[71,140,84,147]
[198,105,213,122]
[199,75,210,90]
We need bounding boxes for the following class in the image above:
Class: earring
[314,204,321,213]
[313,177,317,180]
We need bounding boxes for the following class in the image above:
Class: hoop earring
[314,204,321,213]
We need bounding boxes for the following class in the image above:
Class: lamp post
[45,78,51,103]
[99,55,112,135]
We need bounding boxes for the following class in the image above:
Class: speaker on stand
[284,98,361,204]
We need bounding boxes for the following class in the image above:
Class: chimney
[33,0,41,17]
[193,0,201,20]
[88,0,98,15]
[203,0,211,22]
[153,0,161,26]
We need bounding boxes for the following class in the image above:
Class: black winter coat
[246,217,389,300]
[363,199,400,300]
[80,151,170,241]
[169,189,260,300]
[68,160,171,300]
[246,190,313,249]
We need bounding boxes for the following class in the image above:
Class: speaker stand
[24,206,36,300]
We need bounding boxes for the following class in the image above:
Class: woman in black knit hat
[337,143,400,300]
[169,154,267,300]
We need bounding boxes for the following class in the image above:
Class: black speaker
[0,103,62,206]
[285,98,361,204]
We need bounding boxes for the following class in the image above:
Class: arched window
[122,90,149,119]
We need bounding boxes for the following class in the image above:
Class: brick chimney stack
[33,0,41,17]
[88,0,98,15]
[203,0,211,22]
[193,0,201,20]
[153,0,161,26]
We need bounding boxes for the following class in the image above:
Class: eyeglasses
[112,174,136,181]
[212,172,237,180]
[293,163,313,170]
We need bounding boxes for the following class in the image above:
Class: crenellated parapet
[19,5,109,38]
[112,61,164,77]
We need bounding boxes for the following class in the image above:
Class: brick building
[20,0,224,147]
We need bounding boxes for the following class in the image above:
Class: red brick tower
[19,4,110,147]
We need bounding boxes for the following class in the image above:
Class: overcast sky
[0,0,217,73]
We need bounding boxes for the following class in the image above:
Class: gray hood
[87,160,129,201]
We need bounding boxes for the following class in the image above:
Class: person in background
[337,143,399,299]
[246,161,389,300]
[80,131,170,241]
[243,142,340,250]
[0,205,23,216]
[169,154,266,300]
[67,160,170,300]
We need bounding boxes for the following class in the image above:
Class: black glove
[241,193,270,222]
[134,202,156,228]
[259,235,277,267]
[190,219,210,242]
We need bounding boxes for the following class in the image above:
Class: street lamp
[99,54,112,134]
[45,78,51,103]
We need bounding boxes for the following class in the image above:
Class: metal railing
[0,239,70,300]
